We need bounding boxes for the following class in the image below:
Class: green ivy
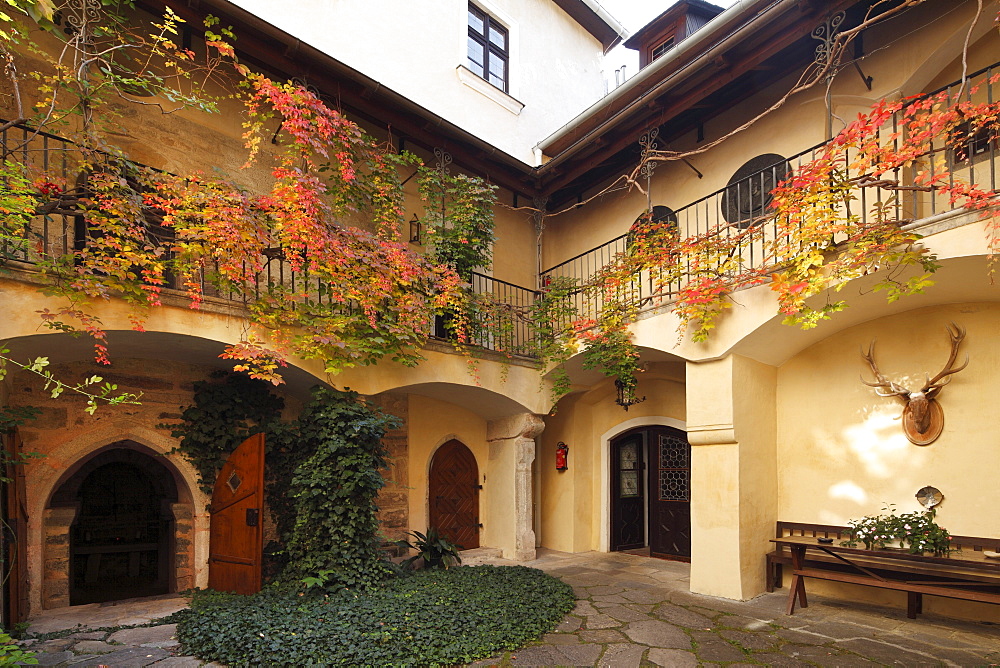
[279,387,398,589]
[0,406,41,483]
[167,371,285,495]
[529,275,580,405]
[0,630,37,666]
[418,167,497,279]
[0,406,39,434]
[175,565,574,667]
[168,376,396,588]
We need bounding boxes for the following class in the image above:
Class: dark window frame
[949,121,997,164]
[468,3,509,93]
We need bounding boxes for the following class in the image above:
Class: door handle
[246,508,259,527]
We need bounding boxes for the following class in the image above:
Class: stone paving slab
[475,549,1000,667]
[596,642,644,667]
[71,647,171,667]
[19,549,1000,667]
[108,625,178,647]
[21,596,211,667]
[25,596,189,635]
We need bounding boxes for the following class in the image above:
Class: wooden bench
[766,522,1000,619]
[766,522,850,592]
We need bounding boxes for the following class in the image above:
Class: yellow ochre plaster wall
[776,302,1000,621]
[687,355,777,600]
[777,303,999,536]
[406,395,489,542]
[538,372,686,553]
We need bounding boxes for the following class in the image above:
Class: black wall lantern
[409,213,422,243]
[615,377,647,411]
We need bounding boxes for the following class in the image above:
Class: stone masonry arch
[28,425,208,613]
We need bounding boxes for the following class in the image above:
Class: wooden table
[771,536,1000,619]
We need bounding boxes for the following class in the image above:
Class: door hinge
[474,484,483,490]
[246,508,259,527]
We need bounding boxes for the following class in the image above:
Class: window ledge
[456,65,524,115]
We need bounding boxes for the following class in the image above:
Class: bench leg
[766,559,775,593]
[907,591,922,619]
[786,546,808,615]
[775,563,783,590]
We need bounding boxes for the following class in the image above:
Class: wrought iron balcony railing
[540,62,1000,327]
[0,123,540,357]
[4,62,996,360]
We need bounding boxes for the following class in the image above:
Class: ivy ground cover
[175,565,574,666]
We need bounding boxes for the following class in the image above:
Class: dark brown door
[3,429,29,626]
[610,431,645,551]
[208,433,264,594]
[648,427,691,559]
[428,440,479,549]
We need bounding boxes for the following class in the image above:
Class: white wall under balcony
[231,0,607,165]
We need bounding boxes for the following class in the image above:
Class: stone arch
[726,253,996,367]
[415,433,486,539]
[622,248,996,368]
[28,425,207,613]
[48,443,181,605]
[426,433,486,482]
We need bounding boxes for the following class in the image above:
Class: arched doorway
[610,426,691,559]
[428,440,480,549]
[50,445,178,605]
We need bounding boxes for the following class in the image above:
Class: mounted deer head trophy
[860,323,969,446]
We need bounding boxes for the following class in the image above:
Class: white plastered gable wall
[460,0,522,106]
[230,0,607,164]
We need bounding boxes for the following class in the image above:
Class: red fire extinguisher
[555,442,569,471]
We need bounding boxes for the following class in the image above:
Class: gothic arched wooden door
[428,440,480,549]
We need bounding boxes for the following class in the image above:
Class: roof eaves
[535,0,778,160]
[148,0,541,194]
[550,0,630,50]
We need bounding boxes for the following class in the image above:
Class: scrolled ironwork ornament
[812,11,846,68]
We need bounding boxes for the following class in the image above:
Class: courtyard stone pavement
[469,549,1000,667]
[18,550,1000,666]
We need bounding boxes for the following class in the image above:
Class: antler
[860,340,910,399]
[922,322,969,395]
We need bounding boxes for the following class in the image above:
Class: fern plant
[394,528,463,570]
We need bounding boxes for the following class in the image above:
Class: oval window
[721,154,790,228]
